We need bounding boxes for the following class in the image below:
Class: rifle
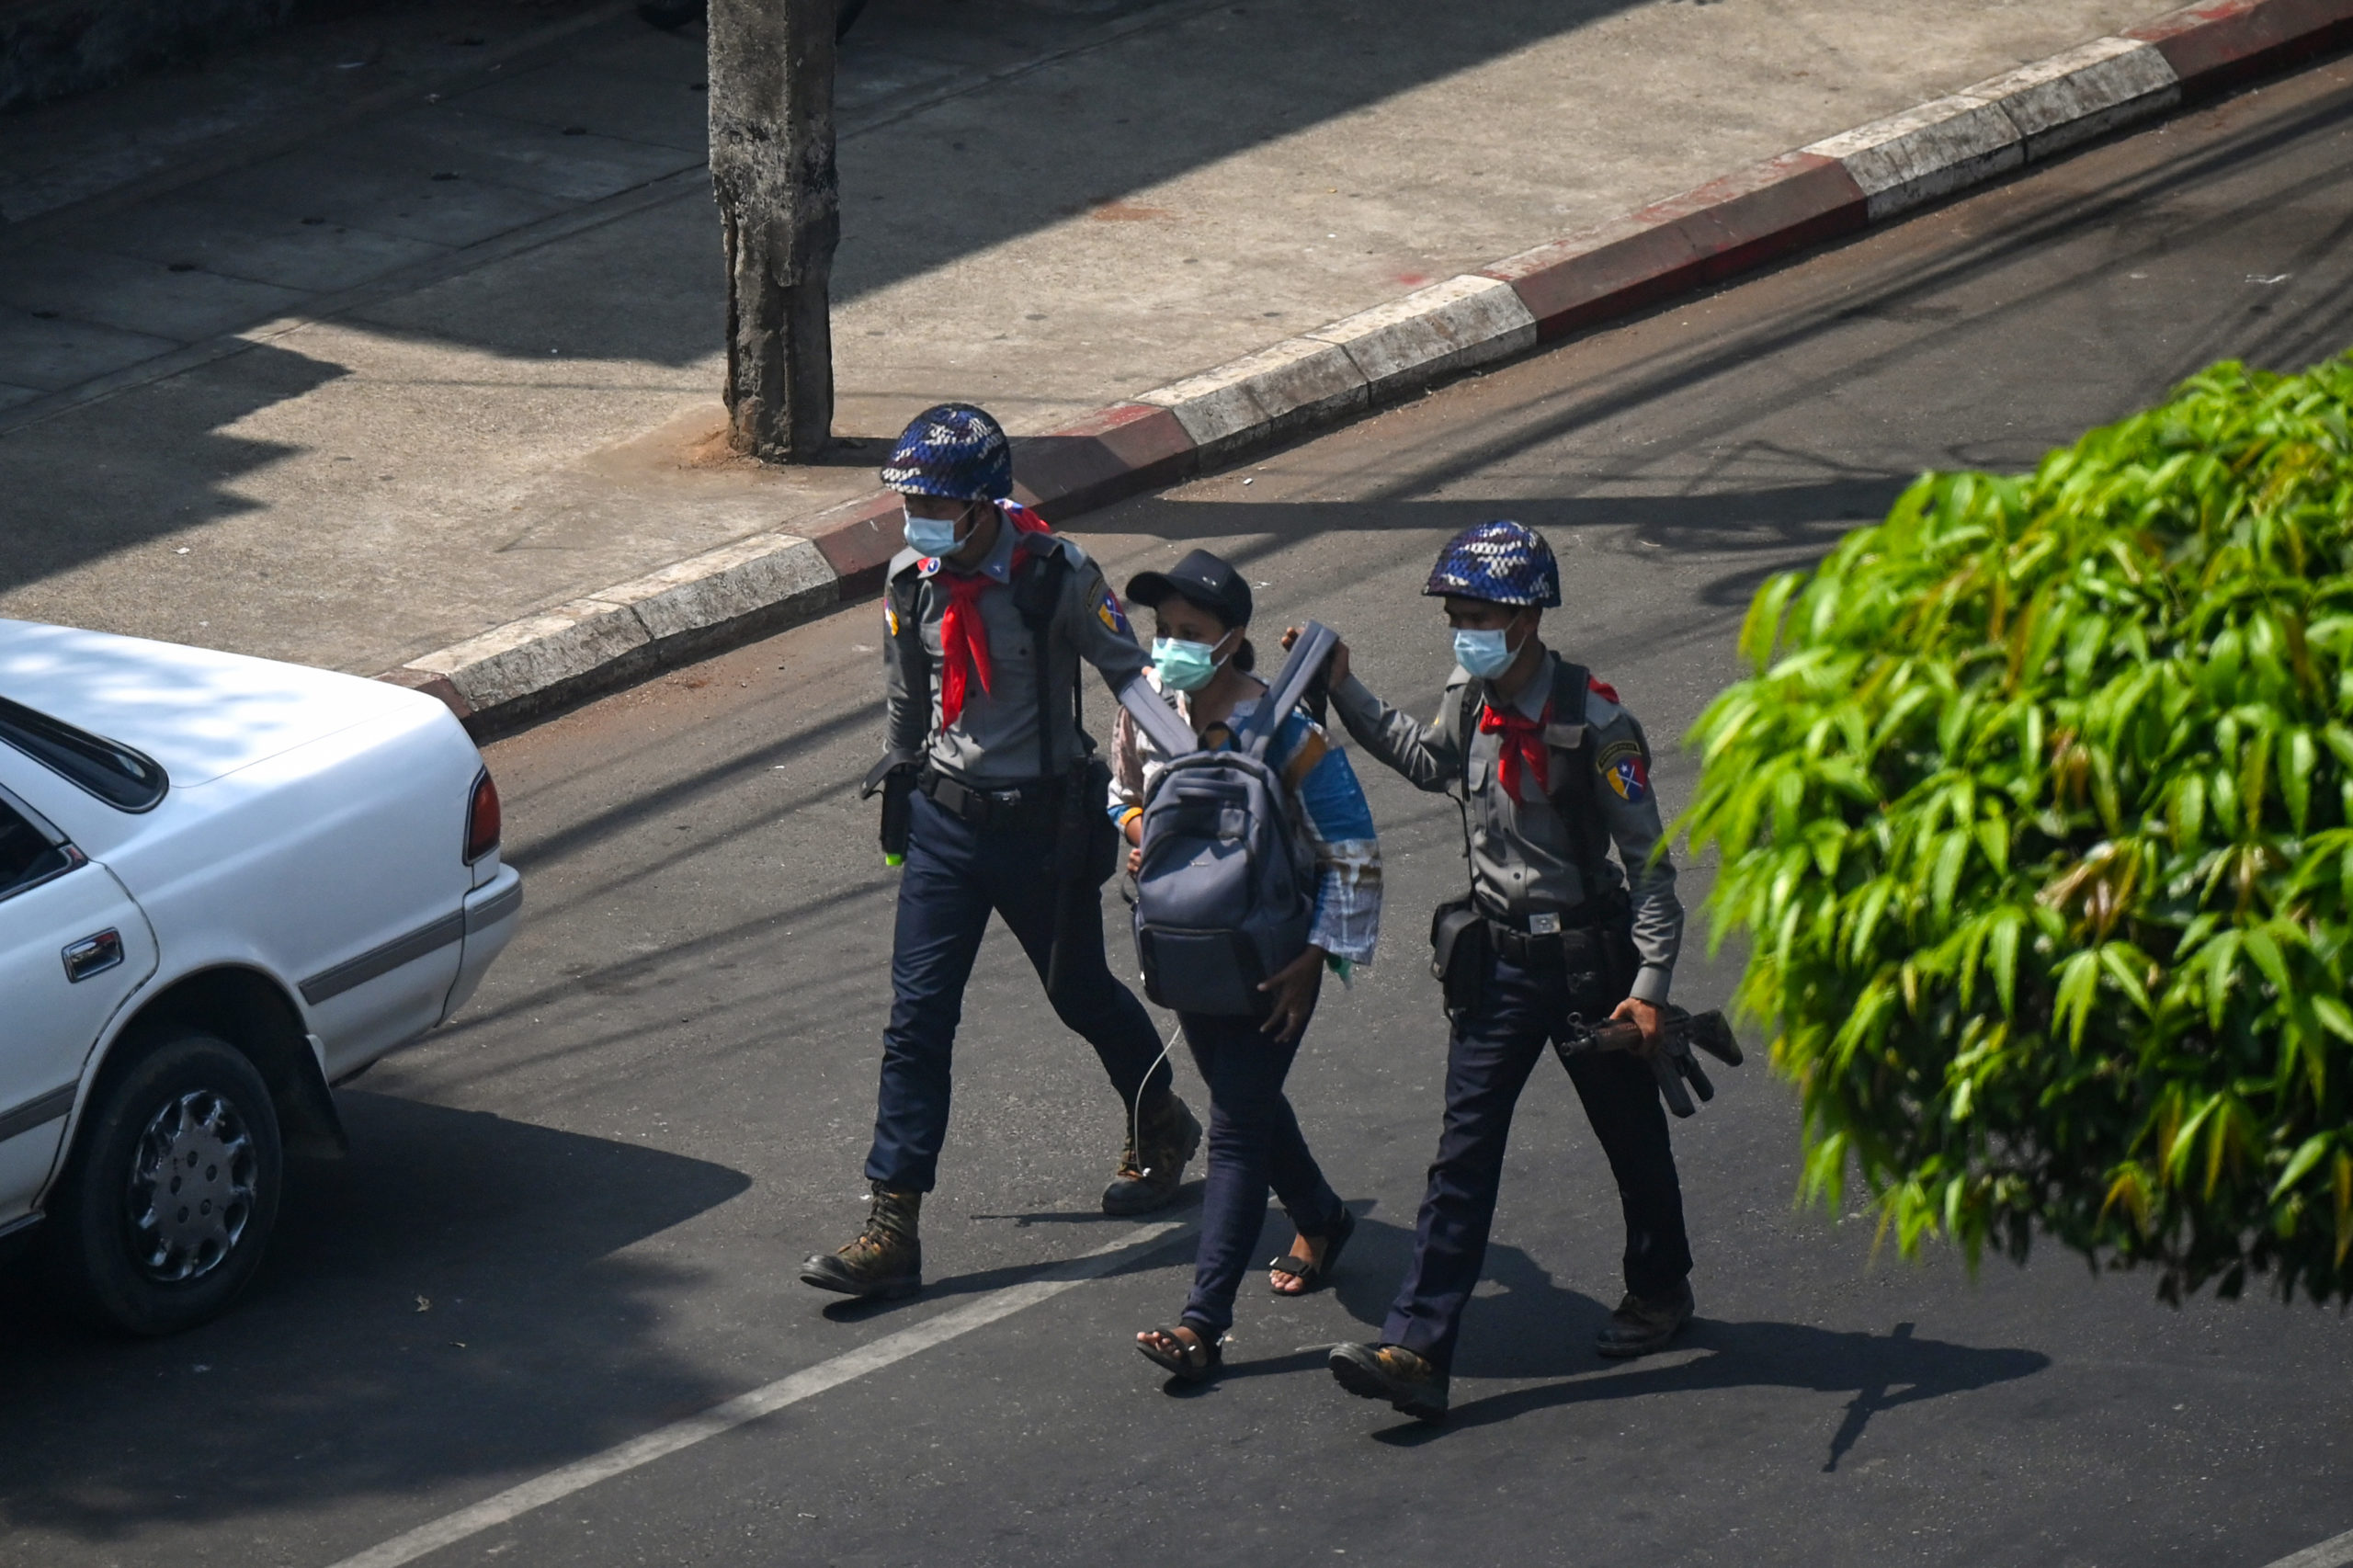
[1553,1005,1745,1119]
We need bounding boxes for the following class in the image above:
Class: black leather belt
[919,769,1059,829]
[1483,894,1626,970]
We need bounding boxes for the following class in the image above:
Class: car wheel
[44,1030,283,1335]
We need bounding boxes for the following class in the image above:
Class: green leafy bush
[1684,355,2353,1304]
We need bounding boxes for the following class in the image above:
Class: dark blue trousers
[865,790,1174,1193]
[1177,1010,1347,1339]
[1382,950,1691,1372]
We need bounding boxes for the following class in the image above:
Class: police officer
[801,404,1201,1301]
[1314,520,1691,1422]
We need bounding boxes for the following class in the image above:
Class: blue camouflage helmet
[880,403,1014,501]
[1423,519,1562,608]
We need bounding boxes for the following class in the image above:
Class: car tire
[43,1030,283,1336]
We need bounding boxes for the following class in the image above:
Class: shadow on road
[0,1089,751,1541]
[1295,1213,2048,1469]
[1413,1315,2050,1473]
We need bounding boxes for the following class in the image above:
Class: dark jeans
[864,790,1174,1192]
[1382,948,1691,1372]
[1177,1009,1347,1339]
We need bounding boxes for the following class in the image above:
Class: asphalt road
[7,51,2353,1568]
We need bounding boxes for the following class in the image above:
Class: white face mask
[903,505,965,557]
[1453,619,1522,678]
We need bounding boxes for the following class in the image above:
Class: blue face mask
[1152,634,1229,693]
[902,505,964,559]
[1453,625,1518,678]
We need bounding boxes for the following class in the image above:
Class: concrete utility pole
[707,0,837,460]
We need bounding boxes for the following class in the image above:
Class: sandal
[1136,1324,1222,1382]
[1268,1207,1356,1296]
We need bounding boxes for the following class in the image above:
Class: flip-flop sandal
[1136,1325,1223,1382]
[1268,1207,1356,1296]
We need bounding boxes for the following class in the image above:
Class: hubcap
[125,1089,257,1284]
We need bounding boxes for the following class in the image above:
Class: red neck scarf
[938,573,995,726]
[1480,699,1550,800]
[930,505,1053,727]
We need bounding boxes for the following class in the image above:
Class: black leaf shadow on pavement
[0,1090,751,1543]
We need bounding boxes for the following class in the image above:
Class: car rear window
[0,696,169,812]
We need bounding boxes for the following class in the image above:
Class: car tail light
[465,769,502,863]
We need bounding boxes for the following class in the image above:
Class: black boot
[800,1183,923,1300]
[1100,1094,1201,1216]
[1596,1279,1694,1358]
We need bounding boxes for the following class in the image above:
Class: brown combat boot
[1327,1342,1449,1423]
[800,1183,923,1300]
[1100,1094,1201,1216]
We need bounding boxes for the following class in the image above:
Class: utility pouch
[1429,895,1489,1020]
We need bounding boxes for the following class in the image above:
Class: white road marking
[324,1221,1189,1568]
[2268,1528,2353,1568]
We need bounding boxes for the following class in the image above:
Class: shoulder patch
[884,597,899,637]
[1096,587,1131,636]
[1597,737,1649,802]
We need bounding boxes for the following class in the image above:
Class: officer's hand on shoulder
[1282,625,1350,687]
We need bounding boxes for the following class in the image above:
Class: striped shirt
[1108,675,1383,965]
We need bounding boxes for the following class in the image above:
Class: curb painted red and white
[382,0,2353,733]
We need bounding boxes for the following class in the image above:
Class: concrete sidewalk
[0,0,2181,676]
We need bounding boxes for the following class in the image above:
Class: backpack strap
[886,558,932,733]
[1544,657,1611,894]
[1233,620,1336,760]
[1009,531,1072,778]
[1117,672,1200,758]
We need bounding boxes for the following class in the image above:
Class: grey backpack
[1116,623,1338,1017]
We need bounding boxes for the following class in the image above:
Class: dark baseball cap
[1125,549,1253,629]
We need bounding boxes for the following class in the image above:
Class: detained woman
[1108,548,1382,1382]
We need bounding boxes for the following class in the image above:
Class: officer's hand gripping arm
[1324,669,1464,792]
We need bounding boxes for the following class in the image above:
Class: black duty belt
[919,769,1060,829]
[1483,894,1626,971]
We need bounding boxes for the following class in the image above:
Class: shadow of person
[1381,1316,2050,1471]
[1320,1216,1613,1381]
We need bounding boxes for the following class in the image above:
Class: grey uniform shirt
[1329,651,1684,1004]
[882,507,1149,785]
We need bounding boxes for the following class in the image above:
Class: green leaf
[2273,1134,2336,1200]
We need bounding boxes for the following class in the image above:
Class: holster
[1429,894,1489,1022]
[861,750,919,863]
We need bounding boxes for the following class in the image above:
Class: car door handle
[63,929,124,983]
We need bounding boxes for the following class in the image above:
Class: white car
[0,619,521,1335]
